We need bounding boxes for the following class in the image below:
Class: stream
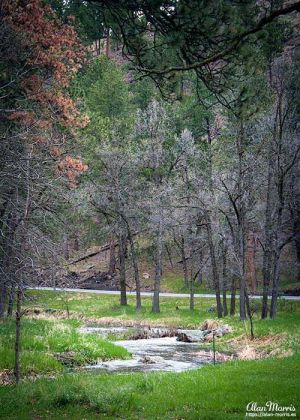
[81,326,222,373]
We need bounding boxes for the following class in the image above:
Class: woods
[0,2,299,414]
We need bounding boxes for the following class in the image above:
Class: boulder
[176,330,207,342]
[176,325,232,343]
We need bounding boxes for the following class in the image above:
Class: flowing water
[82,327,218,373]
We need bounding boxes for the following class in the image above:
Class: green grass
[0,318,130,375]
[0,355,299,419]
[1,291,300,418]
[160,272,212,293]
[21,290,300,356]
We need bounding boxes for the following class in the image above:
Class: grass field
[0,290,299,419]
[0,317,129,376]
[0,355,299,419]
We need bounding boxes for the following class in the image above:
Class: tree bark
[246,230,257,293]
[181,237,189,288]
[165,244,174,270]
[7,285,15,316]
[222,246,228,316]
[63,233,69,260]
[0,284,7,318]
[205,213,223,318]
[118,231,127,306]
[127,228,141,311]
[14,285,22,384]
[152,216,163,313]
[109,236,116,275]
[294,213,300,282]
[198,248,203,283]
[230,275,236,315]
[189,268,195,311]
[262,137,274,319]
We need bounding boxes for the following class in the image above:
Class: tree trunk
[7,285,15,316]
[165,244,174,270]
[295,219,300,282]
[63,233,69,260]
[239,242,247,320]
[181,237,189,288]
[109,236,116,275]
[118,232,127,306]
[0,284,7,318]
[270,249,281,319]
[230,276,236,315]
[270,193,284,319]
[236,121,247,321]
[14,285,22,384]
[190,270,195,311]
[127,228,141,311]
[152,217,163,313]
[198,248,203,283]
[246,230,257,293]
[0,208,17,318]
[262,139,273,319]
[222,246,228,316]
[105,28,110,57]
[205,213,222,318]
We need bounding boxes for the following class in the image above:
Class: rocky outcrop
[176,325,232,343]
[128,328,177,340]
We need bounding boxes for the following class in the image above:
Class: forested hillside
[0,0,300,406]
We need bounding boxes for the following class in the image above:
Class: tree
[90,0,300,95]
[0,0,87,382]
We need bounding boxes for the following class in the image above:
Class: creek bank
[80,323,234,373]
[80,322,232,343]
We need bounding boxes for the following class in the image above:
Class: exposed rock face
[176,325,232,343]
[128,328,177,340]
[176,330,206,342]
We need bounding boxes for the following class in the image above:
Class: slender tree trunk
[270,249,281,319]
[189,269,195,311]
[198,248,203,283]
[222,247,228,316]
[14,285,22,384]
[7,285,15,316]
[295,219,300,282]
[118,232,127,306]
[239,258,246,320]
[152,216,163,313]
[63,233,69,260]
[245,292,254,340]
[127,228,141,311]
[246,231,257,293]
[262,139,273,319]
[109,236,116,275]
[236,121,247,321]
[165,244,174,270]
[270,193,284,319]
[0,284,7,318]
[105,28,110,57]
[0,209,17,318]
[205,213,222,318]
[181,237,189,288]
[230,276,236,315]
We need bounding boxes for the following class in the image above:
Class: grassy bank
[0,318,130,376]
[0,355,299,419]
[23,290,300,355]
